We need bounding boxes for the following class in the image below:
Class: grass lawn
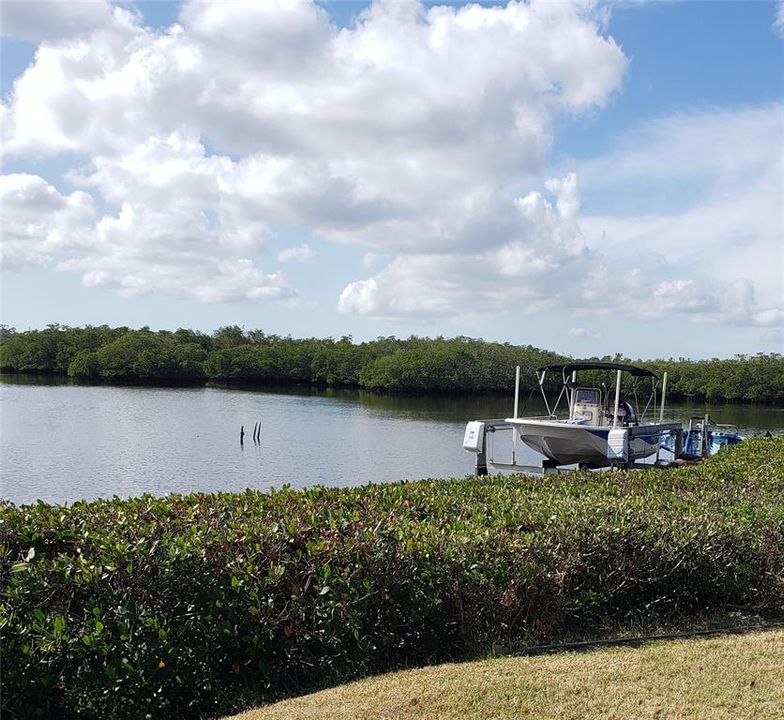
[224,629,784,720]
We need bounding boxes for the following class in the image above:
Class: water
[2,375,783,505]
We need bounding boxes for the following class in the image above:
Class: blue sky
[1,0,782,359]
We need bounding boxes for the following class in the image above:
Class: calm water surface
[2,376,783,505]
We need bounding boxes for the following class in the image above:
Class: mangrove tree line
[0,324,781,402]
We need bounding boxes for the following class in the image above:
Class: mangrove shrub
[1,440,782,720]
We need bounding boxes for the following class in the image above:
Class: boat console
[572,388,602,425]
[571,387,638,427]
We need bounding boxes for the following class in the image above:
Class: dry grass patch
[225,630,784,720]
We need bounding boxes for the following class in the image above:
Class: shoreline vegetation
[2,439,782,720]
[1,324,783,403]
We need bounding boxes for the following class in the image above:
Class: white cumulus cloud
[577,104,783,330]
[5,0,777,338]
[0,174,95,269]
[568,328,601,340]
[277,244,314,263]
[1,0,118,42]
[339,174,593,316]
[1,0,627,303]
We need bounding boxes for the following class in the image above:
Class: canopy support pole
[659,372,668,423]
[612,370,622,429]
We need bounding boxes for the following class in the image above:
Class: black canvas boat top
[536,362,657,378]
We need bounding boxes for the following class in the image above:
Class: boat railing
[507,414,558,421]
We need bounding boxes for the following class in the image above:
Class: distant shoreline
[1,325,782,403]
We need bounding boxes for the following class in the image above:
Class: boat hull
[507,418,674,467]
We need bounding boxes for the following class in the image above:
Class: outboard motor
[620,400,637,426]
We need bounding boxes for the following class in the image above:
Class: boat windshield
[575,389,600,404]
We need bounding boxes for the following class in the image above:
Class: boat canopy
[536,362,658,379]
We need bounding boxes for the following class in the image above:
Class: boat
[463,362,682,472]
[661,414,744,459]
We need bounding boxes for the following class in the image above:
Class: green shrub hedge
[2,439,783,720]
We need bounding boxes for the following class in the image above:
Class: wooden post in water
[240,425,245,446]
[252,422,258,443]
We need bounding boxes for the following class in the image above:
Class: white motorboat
[464,362,681,471]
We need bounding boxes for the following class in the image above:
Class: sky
[0,0,782,359]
